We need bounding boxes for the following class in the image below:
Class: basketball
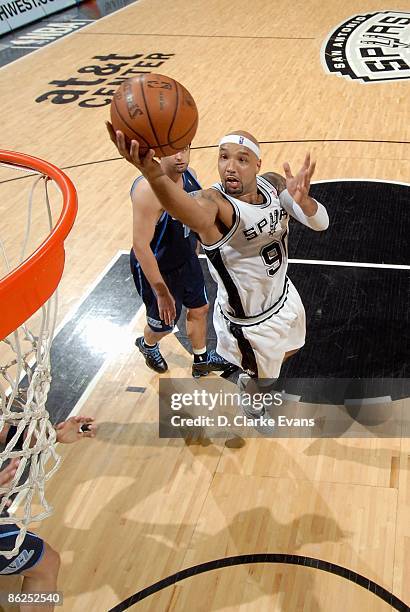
[110,73,198,157]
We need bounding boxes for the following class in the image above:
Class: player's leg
[137,267,184,373]
[237,281,306,416]
[135,327,171,373]
[182,255,232,377]
[20,542,60,612]
[284,349,299,362]
[0,525,58,612]
[186,303,209,352]
[143,325,170,347]
[130,250,176,372]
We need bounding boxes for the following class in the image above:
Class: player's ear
[256,158,262,174]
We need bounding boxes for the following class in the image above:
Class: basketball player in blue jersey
[110,128,329,401]
[0,416,96,610]
[126,143,230,377]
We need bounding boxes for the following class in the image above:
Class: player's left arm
[264,153,329,231]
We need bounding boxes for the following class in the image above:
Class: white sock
[192,347,207,355]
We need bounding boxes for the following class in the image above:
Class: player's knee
[187,304,209,320]
[23,542,60,580]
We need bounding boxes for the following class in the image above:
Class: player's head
[218,131,261,196]
[160,145,190,176]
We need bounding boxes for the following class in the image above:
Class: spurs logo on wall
[321,11,410,82]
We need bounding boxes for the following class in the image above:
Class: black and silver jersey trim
[205,248,246,319]
[218,277,289,327]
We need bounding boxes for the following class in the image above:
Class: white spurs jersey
[202,175,290,323]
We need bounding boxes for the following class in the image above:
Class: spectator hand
[55,416,96,444]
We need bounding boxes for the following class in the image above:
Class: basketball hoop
[0,150,77,557]
[0,150,77,340]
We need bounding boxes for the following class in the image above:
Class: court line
[288,259,410,271]
[2,153,410,185]
[0,253,130,396]
[57,253,144,419]
[54,250,129,336]
[79,32,315,40]
[108,553,410,612]
[194,139,410,148]
[60,302,144,419]
[198,253,410,270]
[7,303,145,514]
[8,252,144,513]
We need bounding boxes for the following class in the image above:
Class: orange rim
[0,150,78,340]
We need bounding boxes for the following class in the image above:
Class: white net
[0,161,64,558]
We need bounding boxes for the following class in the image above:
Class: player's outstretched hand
[105,122,162,180]
[55,416,97,444]
[283,152,316,205]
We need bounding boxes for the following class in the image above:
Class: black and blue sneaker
[135,337,168,373]
[192,350,233,378]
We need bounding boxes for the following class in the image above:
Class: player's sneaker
[191,350,232,378]
[135,337,168,373]
[237,373,266,418]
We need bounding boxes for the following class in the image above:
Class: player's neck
[166,170,184,185]
[239,192,264,205]
[238,181,264,205]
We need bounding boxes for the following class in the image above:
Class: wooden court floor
[0,1,409,610]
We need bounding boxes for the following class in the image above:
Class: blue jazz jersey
[131,169,201,272]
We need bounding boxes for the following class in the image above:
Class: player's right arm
[131,179,176,324]
[107,125,220,236]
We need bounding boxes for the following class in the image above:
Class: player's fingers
[308,159,316,179]
[75,416,95,423]
[304,152,310,168]
[130,139,141,162]
[168,309,176,326]
[283,162,292,178]
[0,465,17,486]
[142,149,156,163]
[105,121,116,144]
[3,462,18,476]
[116,130,129,158]
[159,308,168,325]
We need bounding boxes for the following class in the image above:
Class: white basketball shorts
[213,278,306,378]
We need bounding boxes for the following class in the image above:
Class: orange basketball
[110,74,198,157]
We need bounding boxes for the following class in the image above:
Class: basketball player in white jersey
[110,129,329,406]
